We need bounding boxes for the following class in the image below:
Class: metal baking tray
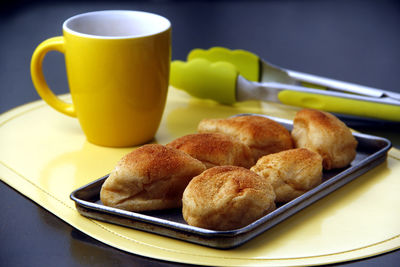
[70,114,392,249]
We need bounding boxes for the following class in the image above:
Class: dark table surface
[1,0,399,266]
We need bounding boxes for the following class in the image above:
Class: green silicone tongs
[170,47,400,122]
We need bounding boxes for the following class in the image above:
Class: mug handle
[31,36,76,117]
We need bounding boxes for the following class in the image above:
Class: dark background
[1,0,399,266]
[1,0,400,115]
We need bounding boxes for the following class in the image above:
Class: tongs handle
[277,89,400,121]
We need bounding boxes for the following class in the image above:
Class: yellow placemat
[1,88,399,266]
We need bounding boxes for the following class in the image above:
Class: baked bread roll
[167,132,255,169]
[182,166,276,230]
[291,109,358,170]
[198,115,293,161]
[251,148,323,203]
[100,144,206,212]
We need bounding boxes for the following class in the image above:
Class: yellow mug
[31,10,171,147]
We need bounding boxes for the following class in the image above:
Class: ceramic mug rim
[63,10,171,40]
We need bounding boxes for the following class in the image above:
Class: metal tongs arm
[286,69,400,101]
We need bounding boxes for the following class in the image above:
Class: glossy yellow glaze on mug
[31,11,171,147]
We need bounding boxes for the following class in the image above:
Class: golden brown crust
[198,115,293,161]
[182,166,276,230]
[251,148,323,203]
[100,144,206,212]
[167,133,255,169]
[291,109,358,170]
